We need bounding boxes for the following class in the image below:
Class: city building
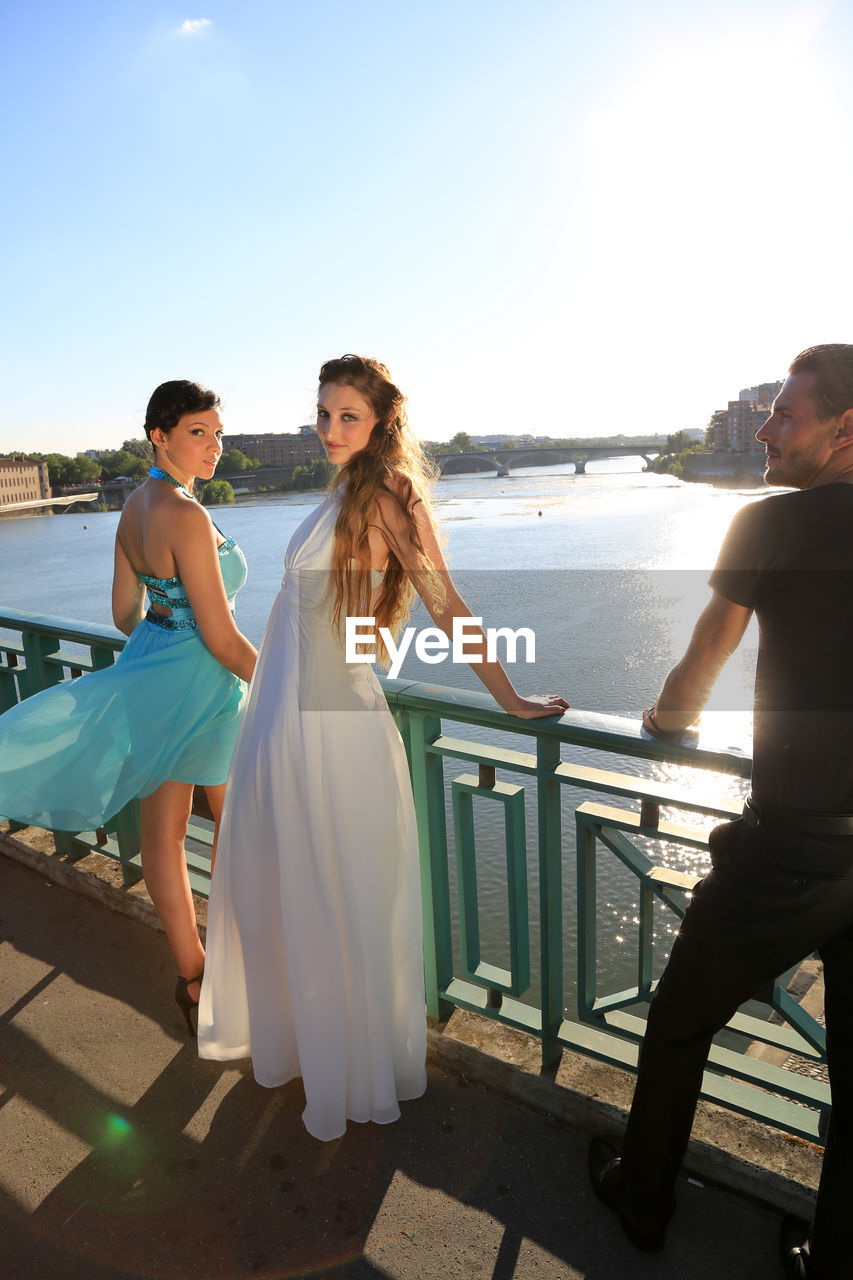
[709,409,729,450]
[739,381,783,406]
[222,427,324,468]
[0,457,51,507]
[711,380,782,451]
[724,400,767,452]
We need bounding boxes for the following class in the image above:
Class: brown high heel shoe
[174,969,204,1037]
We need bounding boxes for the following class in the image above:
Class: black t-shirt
[709,483,853,811]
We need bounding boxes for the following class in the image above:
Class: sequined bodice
[140,536,247,631]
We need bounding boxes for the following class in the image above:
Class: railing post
[640,800,660,828]
[53,830,88,862]
[406,711,454,1021]
[537,736,562,1069]
[90,643,119,672]
[0,650,21,711]
[576,813,598,1018]
[637,876,655,999]
[113,800,143,886]
[20,629,64,698]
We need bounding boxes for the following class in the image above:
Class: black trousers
[619,818,853,1279]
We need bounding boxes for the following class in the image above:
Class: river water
[0,460,765,1003]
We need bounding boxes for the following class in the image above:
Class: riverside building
[710,380,783,452]
[222,427,324,468]
[0,457,51,508]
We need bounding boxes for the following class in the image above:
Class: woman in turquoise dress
[0,380,257,1030]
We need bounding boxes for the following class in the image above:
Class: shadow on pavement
[1,855,782,1279]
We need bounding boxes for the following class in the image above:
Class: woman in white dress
[198,355,568,1140]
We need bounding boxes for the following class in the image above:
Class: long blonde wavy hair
[320,355,443,667]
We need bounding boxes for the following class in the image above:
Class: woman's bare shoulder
[117,482,146,517]
[171,494,217,541]
[119,484,213,545]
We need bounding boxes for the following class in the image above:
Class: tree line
[646,429,708,478]
[10,443,263,489]
[7,443,340,508]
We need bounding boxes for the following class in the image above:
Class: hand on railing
[642,704,699,746]
[504,692,570,720]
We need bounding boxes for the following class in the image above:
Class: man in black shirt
[588,345,853,1279]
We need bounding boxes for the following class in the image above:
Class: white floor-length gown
[198,491,427,1141]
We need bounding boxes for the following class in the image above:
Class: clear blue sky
[2,0,851,454]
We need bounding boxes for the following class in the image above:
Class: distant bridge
[1,481,140,514]
[0,492,100,515]
[432,442,661,476]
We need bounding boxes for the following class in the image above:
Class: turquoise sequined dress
[0,535,248,831]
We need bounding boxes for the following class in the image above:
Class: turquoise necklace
[148,464,195,500]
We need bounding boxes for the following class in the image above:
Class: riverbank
[683,451,765,487]
[649,451,765,488]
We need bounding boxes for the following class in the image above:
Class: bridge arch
[435,452,504,477]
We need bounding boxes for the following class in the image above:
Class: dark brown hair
[144,380,220,443]
[789,345,853,420]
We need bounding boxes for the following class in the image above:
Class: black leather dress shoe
[780,1215,813,1278]
[587,1137,671,1253]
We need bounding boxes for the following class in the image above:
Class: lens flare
[104,1114,132,1144]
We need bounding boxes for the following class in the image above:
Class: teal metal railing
[0,607,830,1142]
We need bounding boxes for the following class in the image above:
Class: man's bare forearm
[648,592,753,732]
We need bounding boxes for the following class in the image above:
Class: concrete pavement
[0,848,810,1280]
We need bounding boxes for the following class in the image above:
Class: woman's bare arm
[112,533,147,636]
[374,490,568,720]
